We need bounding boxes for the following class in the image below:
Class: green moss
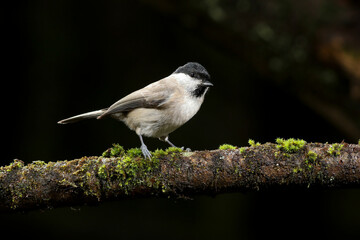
[166,147,183,153]
[239,147,246,154]
[276,138,306,153]
[108,146,184,194]
[102,144,125,157]
[126,148,143,157]
[248,139,260,147]
[59,178,77,188]
[0,160,32,209]
[307,151,318,163]
[97,164,107,179]
[293,167,303,173]
[1,159,24,172]
[219,144,237,150]
[327,143,343,156]
[31,160,46,166]
[168,148,184,166]
[102,143,183,160]
[65,157,102,199]
[98,145,184,195]
[153,149,167,157]
[99,145,183,194]
[303,150,318,170]
[114,151,161,193]
[151,147,182,160]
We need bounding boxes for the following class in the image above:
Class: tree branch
[1,142,360,212]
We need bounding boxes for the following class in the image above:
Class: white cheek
[172,72,204,123]
[173,73,201,93]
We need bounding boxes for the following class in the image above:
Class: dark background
[2,0,360,239]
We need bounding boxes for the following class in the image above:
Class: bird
[58,62,213,159]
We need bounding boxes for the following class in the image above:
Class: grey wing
[97,78,174,119]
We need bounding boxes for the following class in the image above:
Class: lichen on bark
[1,141,360,212]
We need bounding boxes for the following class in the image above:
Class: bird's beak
[202,81,213,87]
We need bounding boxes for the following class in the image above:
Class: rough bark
[1,142,360,212]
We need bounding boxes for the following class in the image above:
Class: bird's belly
[122,101,201,138]
[120,109,178,138]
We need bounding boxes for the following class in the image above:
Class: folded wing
[97,77,174,119]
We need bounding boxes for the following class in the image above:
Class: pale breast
[173,94,204,125]
[119,94,203,138]
[111,74,206,138]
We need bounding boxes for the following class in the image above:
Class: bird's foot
[178,146,191,152]
[141,144,152,159]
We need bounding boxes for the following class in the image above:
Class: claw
[141,144,152,159]
[139,134,152,159]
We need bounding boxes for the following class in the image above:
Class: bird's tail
[57,109,106,124]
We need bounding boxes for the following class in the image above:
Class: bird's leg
[159,136,191,151]
[164,136,177,148]
[139,135,152,159]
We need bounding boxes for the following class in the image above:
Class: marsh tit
[58,62,213,159]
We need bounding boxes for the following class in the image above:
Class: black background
[2,1,360,239]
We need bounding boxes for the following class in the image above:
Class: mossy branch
[1,141,360,212]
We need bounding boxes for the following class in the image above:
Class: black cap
[174,62,211,83]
